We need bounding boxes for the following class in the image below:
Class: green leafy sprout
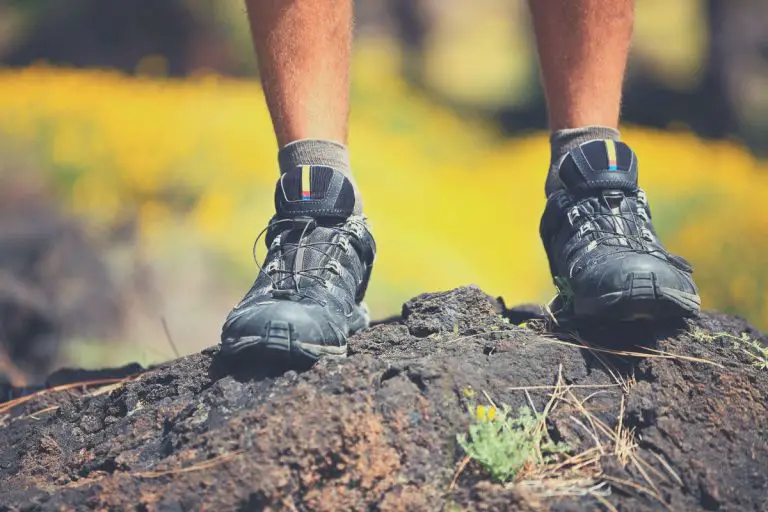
[457,404,571,483]
[690,327,768,371]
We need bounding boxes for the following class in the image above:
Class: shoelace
[565,190,669,273]
[251,216,367,295]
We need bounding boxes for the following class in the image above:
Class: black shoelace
[251,216,367,294]
[565,191,668,273]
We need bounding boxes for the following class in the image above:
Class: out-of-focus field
[0,40,766,361]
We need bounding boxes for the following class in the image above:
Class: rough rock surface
[1,286,766,511]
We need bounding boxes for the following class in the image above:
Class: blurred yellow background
[0,0,766,371]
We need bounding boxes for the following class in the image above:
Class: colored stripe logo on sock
[605,140,618,171]
[301,165,311,200]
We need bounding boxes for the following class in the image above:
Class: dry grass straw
[0,349,28,387]
[451,367,606,497]
[557,388,674,505]
[453,361,682,506]
[507,383,621,392]
[134,450,243,478]
[510,368,605,498]
[59,450,243,490]
[533,328,722,398]
[0,375,138,419]
[543,332,723,369]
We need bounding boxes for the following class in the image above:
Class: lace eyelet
[578,222,594,237]
[641,228,655,242]
[345,220,365,239]
[567,207,581,226]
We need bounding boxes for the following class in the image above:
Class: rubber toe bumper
[220,301,349,362]
[571,256,700,321]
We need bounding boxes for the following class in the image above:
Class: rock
[402,285,504,337]
[0,287,766,511]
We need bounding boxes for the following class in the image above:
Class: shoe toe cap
[221,300,345,346]
[575,254,697,298]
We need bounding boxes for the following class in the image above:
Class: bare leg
[246,0,352,146]
[529,0,633,130]
[532,1,700,322]
[221,0,369,363]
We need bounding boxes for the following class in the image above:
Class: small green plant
[691,327,768,370]
[735,334,768,370]
[690,326,715,343]
[457,404,570,483]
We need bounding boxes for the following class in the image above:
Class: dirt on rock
[1,286,766,511]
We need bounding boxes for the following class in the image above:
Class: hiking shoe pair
[221,141,700,363]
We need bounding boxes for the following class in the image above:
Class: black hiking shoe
[540,140,700,322]
[220,165,375,364]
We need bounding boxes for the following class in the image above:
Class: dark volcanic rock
[0,286,766,511]
[402,285,504,337]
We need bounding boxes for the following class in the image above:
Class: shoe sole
[219,303,370,364]
[572,271,701,322]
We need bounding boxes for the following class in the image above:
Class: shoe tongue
[558,139,638,196]
[275,165,356,219]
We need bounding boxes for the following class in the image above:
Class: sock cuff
[278,139,351,174]
[546,126,621,197]
[550,126,621,156]
[276,139,362,214]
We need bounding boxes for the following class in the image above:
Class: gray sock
[278,139,363,214]
[545,126,621,197]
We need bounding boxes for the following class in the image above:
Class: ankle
[545,126,621,197]
[277,139,362,214]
